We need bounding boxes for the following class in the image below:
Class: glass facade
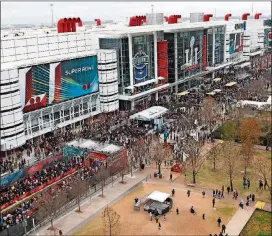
[132,35,155,84]
[214,26,225,65]
[207,27,225,66]
[99,38,130,94]
[177,30,203,79]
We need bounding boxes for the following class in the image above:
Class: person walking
[202,191,205,198]
[221,189,224,198]
[252,194,255,202]
[150,212,153,221]
[236,190,239,200]
[158,222,161,230]
[202,213,205,220]
[172,188,175,197]
[163,214,166,221]
[176,207,179,215]
[247,179,250,189]
[187,190,191,197]
[170,173,173,182]
[59,230,63,236]
[155,215,159,223]
[222,224,226,234]
[213,189,215,197]
[215,189,218,197]
[217,217,222,227]
[227,186,230,195]
[212,198,216,208]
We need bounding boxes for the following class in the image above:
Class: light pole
[50,4,54,27]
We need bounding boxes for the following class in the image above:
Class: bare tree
[95,168,110,197]
[183,137,205,184]
[201,97,218,136]
[70,179,89,213]
[102,206,120,236]
[253,154,271,191]
[149,136,171,174]
[208,141,222,171]
[221,141,240,192]
[36,188,67,231]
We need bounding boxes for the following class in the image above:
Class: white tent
[147,191,170,203]
[225,82,237,87]
[213,77,221,82]
[213,89,222,93]
[206,92,216,96]
[176,90,189,96]
[129,106,168,121]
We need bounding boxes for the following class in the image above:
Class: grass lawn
[240,209,272,236]
[175,149,271,203]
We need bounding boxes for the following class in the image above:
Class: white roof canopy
[213,78,221,82]
[134,79,157,87]
[176,90,189,96]
[147,191,170,203]
[129,106,168,121]
[225,81,237,87]
[213,89,222,93]
[206,92,216,96]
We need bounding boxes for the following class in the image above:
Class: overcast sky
[1,1,271,25]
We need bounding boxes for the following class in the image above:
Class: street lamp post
[50,4,54,27]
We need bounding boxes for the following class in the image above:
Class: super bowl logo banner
[180,36,199,72]
[133,47,149,82]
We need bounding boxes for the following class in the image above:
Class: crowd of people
[0,60,270,233]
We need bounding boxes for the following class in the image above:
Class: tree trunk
[121,172,124,183]
[78,197,81,212]
[193,171,196,184]
[230,178,233,192]
[244,159,247,176]
[213,157,216,171]
[50,219,53,230]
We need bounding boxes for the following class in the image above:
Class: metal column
[174,33,178,93]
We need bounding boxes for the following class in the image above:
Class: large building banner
[229,33,244,54]
[19,56,99,113]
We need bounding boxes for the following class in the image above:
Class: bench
[187,183,195,187]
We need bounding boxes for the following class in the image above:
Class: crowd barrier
[0,168,145,236]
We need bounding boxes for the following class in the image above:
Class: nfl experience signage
[133,47,149,82]
[235,21,246,31]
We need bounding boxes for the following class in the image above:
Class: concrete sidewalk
[32,168,154,236]
[225,207,255,236]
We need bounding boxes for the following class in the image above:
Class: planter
[159,174,162,179]
[154,173,157,177]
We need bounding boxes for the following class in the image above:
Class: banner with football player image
[133,47,149,84]
[229,33,244,54]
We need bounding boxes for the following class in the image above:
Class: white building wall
[1,31,97,63]
[225,20,245,62]
[0,69,26,151]
[97,49,119,112]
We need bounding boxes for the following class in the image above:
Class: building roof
[67,139,122,154]
[129,106,168,121]
[147,191,170,203]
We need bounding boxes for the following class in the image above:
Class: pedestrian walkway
[33,168,154,236]
[225,207,255,236]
